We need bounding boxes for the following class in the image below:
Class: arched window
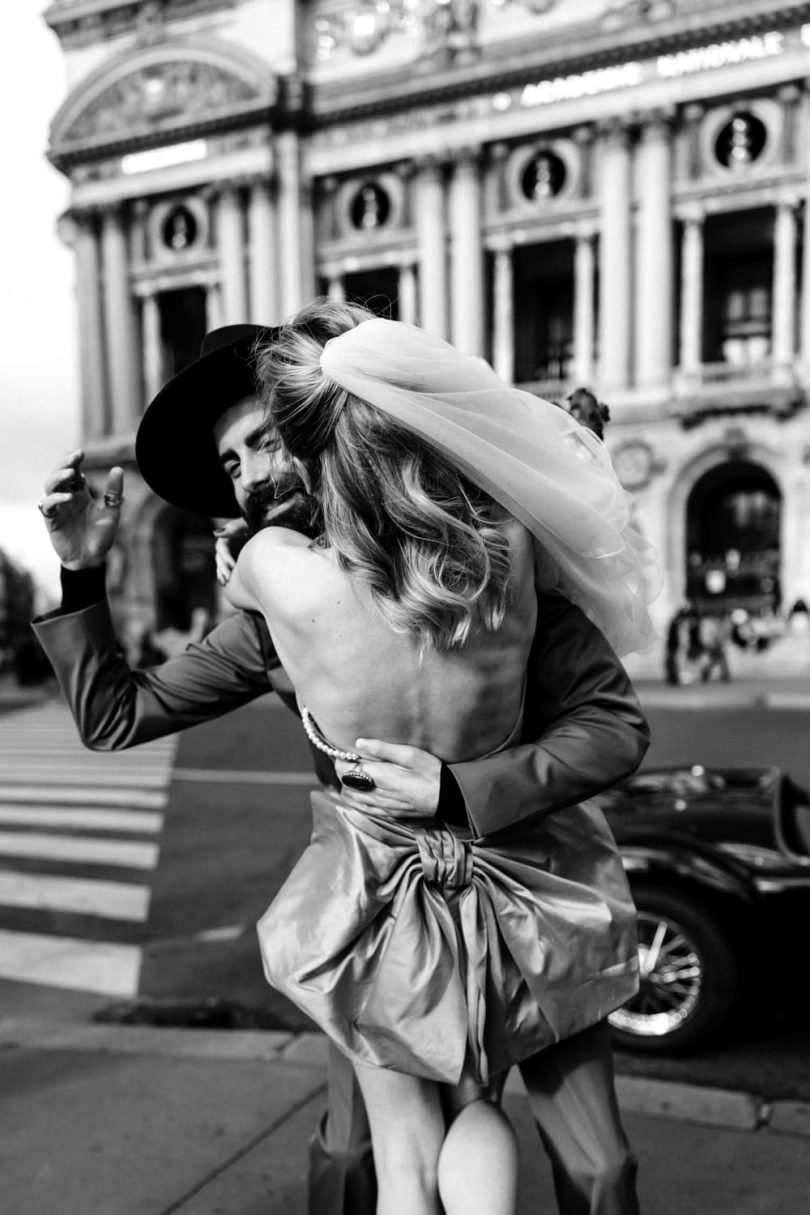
[686,462,781,613]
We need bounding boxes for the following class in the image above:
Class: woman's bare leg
[438,1072,518,1215]
[352,1058,445,1215]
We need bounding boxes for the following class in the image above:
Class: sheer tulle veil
[319,318,661,657]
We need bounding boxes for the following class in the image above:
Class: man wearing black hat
[34,325,647,1215]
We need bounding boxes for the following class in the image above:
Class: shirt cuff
[60,564,107,614]
[438,763,467,826]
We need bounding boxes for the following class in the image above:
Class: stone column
[635,114,674,390]
[248,177,279,325]
[682,104,705,182]
[449,148,485,357]
[597,120,633,391]
[130,199,149,266]
[573,227,596,387]
[398,263,418,325]
[218,187,248,323]
[70,209,108,440]
[415,156,448,339]
[100,204,140,434]
[326,273,345,302]
[801,196,810,370]
[206,282,224,331]
[491,241,514,383]
[141,291,163,405]
[679,209,704,374]
[277,131,308,318]
[772,197,798,371]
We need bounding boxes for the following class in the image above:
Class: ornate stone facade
[46,0,810,662]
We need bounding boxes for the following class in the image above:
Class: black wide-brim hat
[136,324,279,518]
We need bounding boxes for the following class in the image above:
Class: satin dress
[256,635,639,1087]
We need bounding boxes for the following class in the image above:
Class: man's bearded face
[214,398,318,537]
[244,478,320,537]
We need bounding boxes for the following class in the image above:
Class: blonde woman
[225,300,657,1215]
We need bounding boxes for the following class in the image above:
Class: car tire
[608,886,741,1054]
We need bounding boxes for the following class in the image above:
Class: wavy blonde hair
[253,300,513,652]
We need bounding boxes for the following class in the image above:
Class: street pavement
[2,664,810,1213]
[1,1019,809,1215]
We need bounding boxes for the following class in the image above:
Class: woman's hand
[214,519,252,586]
[334,739,443,819]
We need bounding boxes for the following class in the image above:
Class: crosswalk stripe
[172,768,315,784]
[0,768,172,789]
[0,786,167,809]
[0,832,159,869]
[0,871,151,921]
[0,928,141,996]
[0,733,174,751]
[0,807,163,833]
[0,701,180,1000]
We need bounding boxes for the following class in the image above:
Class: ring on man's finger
[103,492,125,508]
[341,765,376,793]
[37,501,59,519]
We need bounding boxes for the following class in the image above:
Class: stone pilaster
[597,120,633,392]
[679,209,704,374]
[277,131,310,319]
[141,290,163,405]
[573,227,596,388]
[635,113,674,390]
[217,187,248,324]
[772,196,798,371]
[491,240,514,383]
[69,208,108,440]
[100,204,140,434]
[449,148,484,357]
[415,156,448,340]
[398,263,418,325]
[248,177,279,325]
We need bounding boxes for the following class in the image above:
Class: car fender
[618,836,759,905]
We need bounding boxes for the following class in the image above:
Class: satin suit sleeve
[448,593,650,838]
[31,599,281,751]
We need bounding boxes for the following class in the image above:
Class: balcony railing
[673,359,805,419]
[515,378,571,404]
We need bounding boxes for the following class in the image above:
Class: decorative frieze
[64,63,259,143]
[45,0,236,50]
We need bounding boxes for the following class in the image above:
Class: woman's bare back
[236,517,538,763]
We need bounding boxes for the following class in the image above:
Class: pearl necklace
[300,706,362,763]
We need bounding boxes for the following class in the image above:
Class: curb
[637,688,810,710]
[3,1019,809,1138]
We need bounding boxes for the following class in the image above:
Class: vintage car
[595,766,810,1054]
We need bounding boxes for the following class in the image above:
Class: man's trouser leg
[518,1020,640,1215]
[308,1043,376,1215]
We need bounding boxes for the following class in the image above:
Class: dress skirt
[258,791,638,1085]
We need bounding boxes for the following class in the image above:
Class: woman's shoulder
[242,526,313,560]
[236,526,323,598]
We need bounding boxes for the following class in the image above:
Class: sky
[0,4,79,603]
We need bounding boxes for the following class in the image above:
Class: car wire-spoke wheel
[609,887,740,1053]
[610,912,702,1037]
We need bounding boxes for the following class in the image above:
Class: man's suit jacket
[33,592,649,837]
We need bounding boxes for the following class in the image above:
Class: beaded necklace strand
[300,706,363,764]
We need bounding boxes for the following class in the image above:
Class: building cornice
[308,1,810,127]
[44,0,236,49]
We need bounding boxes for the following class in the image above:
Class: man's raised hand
[39,451,125,570]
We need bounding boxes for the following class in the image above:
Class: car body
[594,766,810,1053]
